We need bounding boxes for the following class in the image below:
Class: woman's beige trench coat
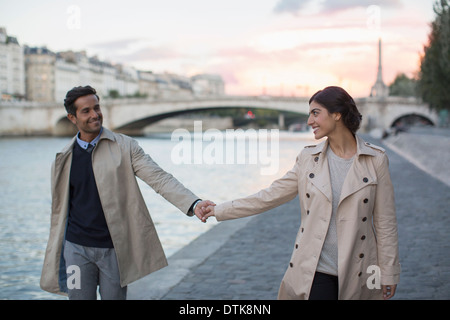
[215,135,400,300]
[40,128,199,295]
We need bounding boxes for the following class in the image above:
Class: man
[40,85,214,299]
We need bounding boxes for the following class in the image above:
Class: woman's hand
[200,205,216,223]
[382,284,397,299]
[194,200,215,222]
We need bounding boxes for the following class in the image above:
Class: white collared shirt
[76,127,103,150]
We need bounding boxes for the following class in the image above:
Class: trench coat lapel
[54,136,76,173]
[52,136,76,198]
[338,136,378,206]
[307,140,332,203]
[307,136,378,206]
[53,128,113,182]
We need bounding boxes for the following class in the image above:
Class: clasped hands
[193,200,216,223]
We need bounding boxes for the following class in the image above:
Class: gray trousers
[63,240,127,300]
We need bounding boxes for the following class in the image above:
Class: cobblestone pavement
[129,135,450,300]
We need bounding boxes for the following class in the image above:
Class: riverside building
[0,27,25,100]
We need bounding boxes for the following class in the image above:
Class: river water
[0,130,315,299]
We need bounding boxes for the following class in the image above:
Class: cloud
[321,0,402,13]
[87,38,181,66]
[273,0,402,15]
[88,38,143,51]
[119,46,180,61]
[273,0,309,14]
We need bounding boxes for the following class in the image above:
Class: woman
[201,86,400,300]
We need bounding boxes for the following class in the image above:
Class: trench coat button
[362,217,367,222]
[358,272,362,277]
[307,210,310,215]
[295,244,299,249]
[309,173,315,178]
[306,193,310,198]
[363,198,369,203]
[359,253,364,258]
[361,235,366,240]
[363,177,369,183]
[290,262,294,268]
[301,227,304,233]
[314,156,319,162]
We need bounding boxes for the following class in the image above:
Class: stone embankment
[382,127,450,187]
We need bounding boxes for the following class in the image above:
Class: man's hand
[194,200,215,222]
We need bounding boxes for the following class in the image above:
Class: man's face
[67,94,103,140]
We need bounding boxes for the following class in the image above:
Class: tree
[108,89,120,99]
[417,0,450,111]
[389,73,417,97]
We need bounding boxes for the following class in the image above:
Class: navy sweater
[66,142,114,248]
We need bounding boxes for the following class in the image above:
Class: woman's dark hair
[309,86,362,134]
[64,85,99,115]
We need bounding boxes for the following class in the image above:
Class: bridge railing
[0,94,311,108]
[102,95,310,106]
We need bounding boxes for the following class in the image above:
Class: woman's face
[307,101,339,140]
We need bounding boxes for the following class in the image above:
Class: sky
[0,0,435,98]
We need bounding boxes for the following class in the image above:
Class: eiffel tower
[370,38,389,98]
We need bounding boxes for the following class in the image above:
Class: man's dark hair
[64,85,99,115]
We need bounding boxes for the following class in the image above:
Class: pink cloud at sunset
[209,2,434,98]
[0,0,435,98]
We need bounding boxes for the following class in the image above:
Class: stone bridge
[0,95,438,136]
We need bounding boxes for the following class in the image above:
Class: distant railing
[0,94,424,109]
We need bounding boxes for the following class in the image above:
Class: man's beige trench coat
[215,135,400,300]
[40,128,199,295]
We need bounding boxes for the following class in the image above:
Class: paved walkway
[128,134,450,300]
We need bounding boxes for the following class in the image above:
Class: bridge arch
[53,116,78,136]
[106,97,311,133]
[368,97,439,131]
[114,105,309,133]
[116,107,230,132]
[390,113,435,128]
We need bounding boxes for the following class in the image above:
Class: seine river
[0,130,315,299]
